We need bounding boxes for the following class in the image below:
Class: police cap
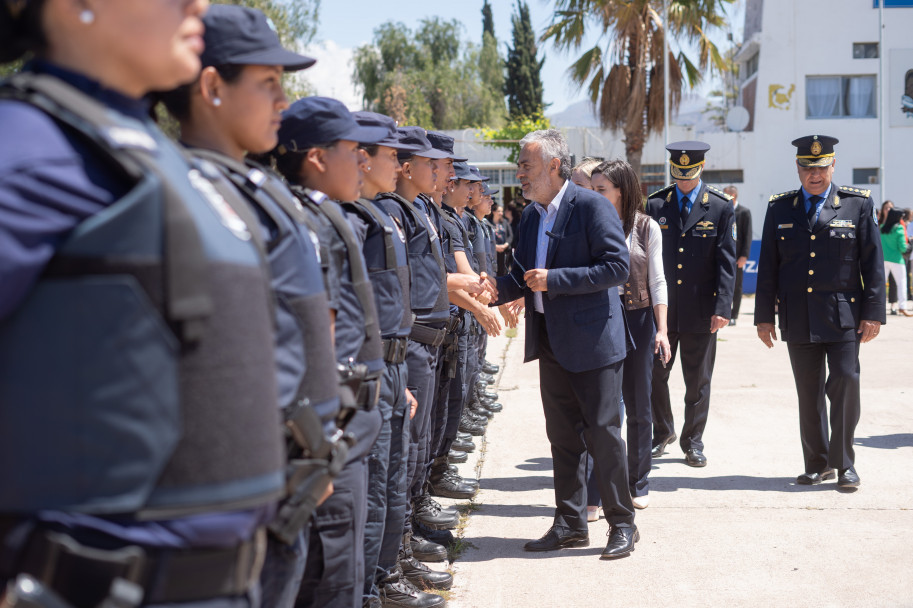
[396,127,450,159]
[468,166,491,182]
[201,4,315,72]
[277,97,388,153]
[426,131,469,162]
[666,140,710,180]
[452,161,475,181]
[352,111,424,152]
[791,134,838,167]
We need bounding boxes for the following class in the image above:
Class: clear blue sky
[310,0,743,113]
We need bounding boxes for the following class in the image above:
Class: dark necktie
[680,196,691,225]
[807,195,821,227]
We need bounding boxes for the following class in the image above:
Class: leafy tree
[480,112,552,164]
[353,18,505,130]
[542,0,732,177]
[504,1,545,119]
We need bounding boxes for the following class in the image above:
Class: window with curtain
[806,75,876,118]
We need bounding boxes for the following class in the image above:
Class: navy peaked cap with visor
[201,4,316,71]
[426,131,469,162]
[395,127,450,159]
[352,112,425,152]
[277,97,389,153]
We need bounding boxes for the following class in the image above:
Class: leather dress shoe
[400,556,453,590]
[601,525,639,559]
[838,467,860,488]
[796,469,835,485]
[448,449,468,463]
[482,360,499,374]
[523,526,589,552]
[459,416,485,436]
[684,448,707,467]
[451,436,476,453]
[430,470,478,499]
[650,433,676,458]
[410,533,447,562]
[380,577,445,608]
[413,496,458,530]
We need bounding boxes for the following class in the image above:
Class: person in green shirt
[881,208,912,315]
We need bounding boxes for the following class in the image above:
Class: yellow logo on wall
[768,84,795,110]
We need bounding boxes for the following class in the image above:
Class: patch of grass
[505,327,518,338]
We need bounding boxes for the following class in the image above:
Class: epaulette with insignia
[648,184,675,200]
[768,190,798,203]
[707,185,733,201]
[838,186,871,198]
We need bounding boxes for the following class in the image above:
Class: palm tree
[542,0,733,177]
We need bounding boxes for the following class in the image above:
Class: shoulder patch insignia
[769,190,798,203]
[708,185,733,201]
[838,185,872,198]
[648,185,674,200]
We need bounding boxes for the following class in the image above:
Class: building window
[702,169,744,184]
[853,43,878,59]
[852,168,879,185]
[744,53,759,80]
[806,75,876,118]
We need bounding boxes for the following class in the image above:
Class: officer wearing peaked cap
[755,135,885,490]
[645,141,737,468]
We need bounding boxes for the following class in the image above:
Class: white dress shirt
[532,180,569,313]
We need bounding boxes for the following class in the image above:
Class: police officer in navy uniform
[272,97,388,608]
[0,1,285,605]
[755,135,885,490]
[645,141,737,467]
[156,6,350,605]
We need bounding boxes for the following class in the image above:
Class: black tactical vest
[0,73,284,518]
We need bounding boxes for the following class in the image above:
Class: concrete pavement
[444,297,913,608]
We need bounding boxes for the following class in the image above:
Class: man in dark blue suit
[494,129,637,559]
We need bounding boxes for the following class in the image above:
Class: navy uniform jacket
[494,181,629,373]
[754,186,886,343]
[645,183,737,333]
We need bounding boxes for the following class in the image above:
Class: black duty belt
[382,338,409,364]
[11,526,266,605]
[409,323,447,348]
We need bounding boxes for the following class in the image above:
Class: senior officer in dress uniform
[645,141,737,467]
[755,135,885,490]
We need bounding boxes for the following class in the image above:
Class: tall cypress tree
[482,1,495,38]
[479,0,506,126]
[504,1,545,118]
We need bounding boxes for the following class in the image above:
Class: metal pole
[879,0,886,201]
[663,0,671,187]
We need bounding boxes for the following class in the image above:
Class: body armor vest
[0,73,284,518]
[344,198,413,339]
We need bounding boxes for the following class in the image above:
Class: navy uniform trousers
[651,331,716,453]
[403,339,441,534]
[787,341,861,472]
[537,316,634,531]
[362,360,410,600]
[296,409,381,608]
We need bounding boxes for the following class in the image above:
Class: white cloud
[297,40,363,110]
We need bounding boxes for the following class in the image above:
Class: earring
[79,9,95,24]
[408,175,412,180]
[212,98,222,107]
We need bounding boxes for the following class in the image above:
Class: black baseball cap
[201,4,316,72]
[352,112,425,152]
[427,131,469,162]
[396,127,450,159]
[468,166,491,182]
[277,97,389,153]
